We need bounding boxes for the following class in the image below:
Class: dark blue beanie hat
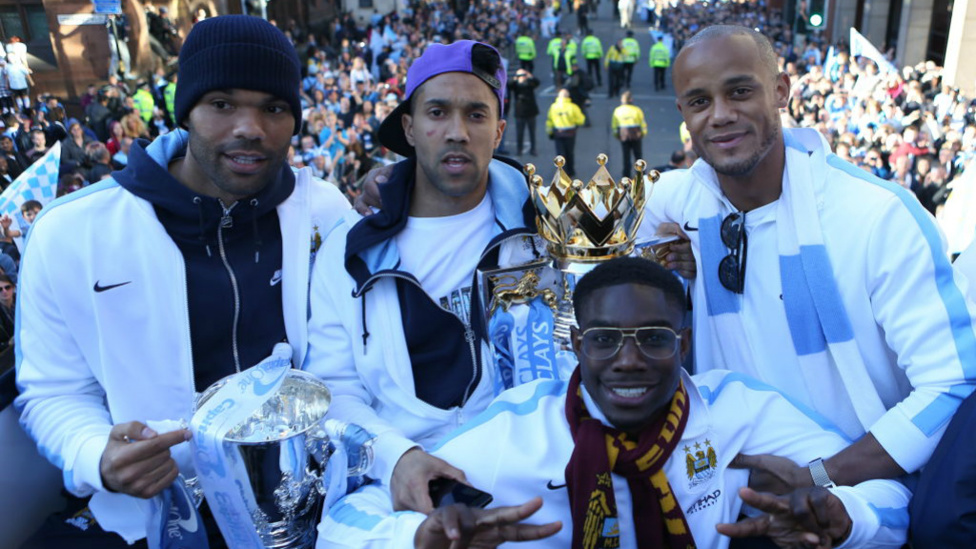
[174,15,302,134]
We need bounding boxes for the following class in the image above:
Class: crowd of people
[5,0,971,225]
[7,2,976,548]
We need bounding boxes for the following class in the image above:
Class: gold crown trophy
[480,154,661,387]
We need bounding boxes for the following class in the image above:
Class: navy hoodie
[113,137,293,391]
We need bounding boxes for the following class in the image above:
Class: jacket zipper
[353,231,538,408]
[216,199,243,373]
[359,271,481,408]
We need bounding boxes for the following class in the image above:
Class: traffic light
[808,0,827,29]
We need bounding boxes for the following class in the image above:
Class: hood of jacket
[111,129,295,246]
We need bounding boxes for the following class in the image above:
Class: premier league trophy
[186,346,374,549]
[481,154,659,387]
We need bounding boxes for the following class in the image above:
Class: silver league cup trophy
[193,369,373,549]
[480,155,659,384]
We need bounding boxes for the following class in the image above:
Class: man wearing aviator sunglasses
[642,24,976,511]
[319,256,910,548]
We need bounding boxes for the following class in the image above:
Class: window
[24,5,55,67]
[0,7,24,40]
[0,3,56,68]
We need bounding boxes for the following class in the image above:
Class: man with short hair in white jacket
[644,25,976,495]
[318,257,911,549]
[14,16,349,547]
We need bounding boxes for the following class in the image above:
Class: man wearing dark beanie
[15,15,349,548]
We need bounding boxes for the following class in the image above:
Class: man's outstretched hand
[415,497,562,549]
[717,487,852,549]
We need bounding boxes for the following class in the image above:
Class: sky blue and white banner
[850,28,898,75]
[0,141,60,216]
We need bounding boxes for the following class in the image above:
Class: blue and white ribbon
[488,296,560,390]
[146,475,209,549]
[189,343,293,549]
[515,297,559,385]
[489,306,516,392]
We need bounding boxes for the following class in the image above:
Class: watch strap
[808,457,837,488]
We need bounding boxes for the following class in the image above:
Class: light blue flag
[0,141,60,216]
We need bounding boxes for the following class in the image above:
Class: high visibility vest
[163,82,177,123]
[553,47,576,75]
[515,36,536,61]
[621,37,640,63]
[546,97,585,132]
[547,37,563,58]
[611,104,647,135]
[132,88,155,123]
[581,36,603,60]
[604,46,624,67]
[650,42,670,67]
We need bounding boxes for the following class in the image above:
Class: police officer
[621,30,640,89]
[515,30,536,72]
[162,72,178,126]
[546,88,586,177]
[130,80,155,123]
[580,30,603,87]
[649,36,670,91]
[611,91,647,178]
[547,34,563,75]
[604,39,625,98]
[553,34,577,88]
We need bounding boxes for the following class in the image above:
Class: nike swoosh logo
[270,269,282,286]
[547,480,567,490]
[93,281,132,292]
[683,221,699,231]
[173,506,199,534]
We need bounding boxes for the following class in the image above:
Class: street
[501,0,686,179]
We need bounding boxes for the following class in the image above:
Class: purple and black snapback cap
[377,40,507,157]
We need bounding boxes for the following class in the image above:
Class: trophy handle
[306,418,376,507]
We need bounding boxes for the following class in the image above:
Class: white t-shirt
[702,193,860,437]
[395,192,495,324]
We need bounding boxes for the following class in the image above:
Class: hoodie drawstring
[249,198,262,263]
[360,287,371,353]
[192,196,212,257]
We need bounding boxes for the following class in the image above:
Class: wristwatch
[808,457,837,488]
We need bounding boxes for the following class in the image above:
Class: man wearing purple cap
[305,40,552,514]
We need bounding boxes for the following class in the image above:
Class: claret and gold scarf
[564,367,696,549]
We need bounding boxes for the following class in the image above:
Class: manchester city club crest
[684,439,718,488]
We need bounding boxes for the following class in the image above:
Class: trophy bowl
[195,369,333,549]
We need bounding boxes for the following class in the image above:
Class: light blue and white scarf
[696,128,887,431]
